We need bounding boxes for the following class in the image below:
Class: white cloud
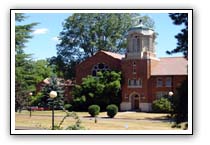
[52,36,61,43]
[52,36,59,41]
[33,28,48,35]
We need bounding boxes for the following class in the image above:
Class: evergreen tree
[40,77,64,109]
[172,79,188,124]
[15,13,38,112]
[167,13,189,125]
[15,14,53,111]
[166,13,188,58]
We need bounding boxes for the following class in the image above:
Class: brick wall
[148,75,187,102]
[75,51,122,84]
[121,59,150,103]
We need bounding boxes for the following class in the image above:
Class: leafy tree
[31,60,54,83]
[72,71,122,111]
[15,13,38,112]
[166,13,188,58]
[51,13,155,79]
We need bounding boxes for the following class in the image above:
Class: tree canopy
[167,13,188,58]
[50,13,155,79]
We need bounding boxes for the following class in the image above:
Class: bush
[152,97,172,113]
[88,105,100,117]
[106,104,118,118]
[64,104,72,111]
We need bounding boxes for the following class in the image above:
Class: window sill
[128,86,142,88]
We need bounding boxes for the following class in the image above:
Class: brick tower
[120,20,157,111]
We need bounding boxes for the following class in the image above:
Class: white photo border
[10,9,193,135]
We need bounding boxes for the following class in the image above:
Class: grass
[15,110,180,130]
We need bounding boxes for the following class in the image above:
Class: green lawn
[15,110,181,130]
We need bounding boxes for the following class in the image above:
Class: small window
[131,80,134,86]
[92,70,96,76]
[133,68,136,74]
[156,78,163,87]
[134,79,137,86]
[128,79,142,87]
[166,77,172,87]
[128,79,131,86]
[139,79,142,87]
[133,61,136,66]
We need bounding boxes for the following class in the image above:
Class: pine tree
[15,13,38,112]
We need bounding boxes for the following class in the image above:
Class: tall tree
[50,13,155,79]
[15,13,38,112]
[167,13,189,126]
[166,13,188,58]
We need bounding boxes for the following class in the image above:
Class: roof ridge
[100,50,124,59]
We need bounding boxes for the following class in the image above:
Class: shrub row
[88,104,118,118]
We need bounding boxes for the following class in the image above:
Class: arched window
[132,35,140,52]
[92,63,110,76]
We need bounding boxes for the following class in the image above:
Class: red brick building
[75,22,187,112]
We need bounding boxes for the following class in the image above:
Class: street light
[169,91,174,97]
[168,91,174,123]
[29,92,33,117]
[49,91,57,130]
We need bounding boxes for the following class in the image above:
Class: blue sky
[18,13,184,60]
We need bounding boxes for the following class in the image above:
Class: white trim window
[133,68,136,74]
[166,77,172,87]
[156,78,163,87]
[128,78,142,88]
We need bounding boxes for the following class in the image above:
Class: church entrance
[130,93,140,110]
[134,96,139,109]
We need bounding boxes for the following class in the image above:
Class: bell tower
[120,20,157,112]
[126,20,156,60]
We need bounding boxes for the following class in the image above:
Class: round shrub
[152,97,172,113]
[64,104,72,111]
[88,105,100,117]
[106,104,118,118]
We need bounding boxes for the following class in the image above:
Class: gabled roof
[100,50,124,60]
[151,57,188,76]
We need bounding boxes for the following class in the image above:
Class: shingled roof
[98,51,187,76]
[100,50,124,60]
[151,57,188,76]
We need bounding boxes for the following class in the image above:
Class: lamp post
[49,91,57,130]
[168,91,174,123]
[29,92,33,117]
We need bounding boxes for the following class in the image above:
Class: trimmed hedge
[88,105,100,117]
[106,104,118,118]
